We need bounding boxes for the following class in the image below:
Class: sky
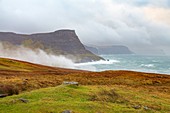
[0,0,170,55]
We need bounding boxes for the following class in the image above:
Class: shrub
[0,85,19,96]
[90,89,119,103]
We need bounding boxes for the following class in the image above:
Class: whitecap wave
[75,60,120,66]
[140,64,155,68]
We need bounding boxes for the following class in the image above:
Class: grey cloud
[0,0,170,55]
[112,0,170,8]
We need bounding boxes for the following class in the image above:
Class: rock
[0,94,8,98]
[144,106,150,110]
[19,98,29,103]
[132,105,142,109]
[62,110,72,113]
[63,81,79,86]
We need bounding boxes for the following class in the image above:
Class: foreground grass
[0,85,170,113]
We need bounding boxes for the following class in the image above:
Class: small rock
[19,98,29,103]
[62,110,72,113]
[144,106,150,110]
[63,81,79,86]
[132,105,142,109]
[0,94,8,98]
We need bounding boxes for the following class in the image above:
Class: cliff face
[85,45,134,55]
[0,30,103,62]
[29,30,88,55]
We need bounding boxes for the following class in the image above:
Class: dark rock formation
[0,30,103,62]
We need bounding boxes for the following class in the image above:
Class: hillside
[0,58,170,112]
[0,30,103,62]
[0,58,85,73]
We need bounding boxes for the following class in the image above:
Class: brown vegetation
[0,58,170,96]
[89,89,120,103]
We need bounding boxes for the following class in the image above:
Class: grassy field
[0,58,170,113]
[0,85,170,113]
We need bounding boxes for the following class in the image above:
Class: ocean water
[75,54,170,75]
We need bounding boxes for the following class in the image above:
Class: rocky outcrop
[0,30,104,62]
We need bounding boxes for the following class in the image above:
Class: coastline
[0,58,170,112]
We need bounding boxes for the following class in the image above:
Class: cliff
[85,45,134,55]
[0,30,103,62]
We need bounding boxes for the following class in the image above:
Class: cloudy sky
[0,0,170,55]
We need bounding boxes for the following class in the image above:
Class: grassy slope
[0,85,170,113]
[0,58,170,113]
[0,57,85,73]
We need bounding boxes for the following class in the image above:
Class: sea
[75,54,170,75]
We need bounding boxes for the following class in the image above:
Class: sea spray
[74,59,120,71]
[0,42,75,68]
[75,59,120,66]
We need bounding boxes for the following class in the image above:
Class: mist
[0,42,75,68]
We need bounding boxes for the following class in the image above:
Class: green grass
[0,85,169,113]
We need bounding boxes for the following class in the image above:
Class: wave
[140,64,155,68]
[75,60,120,66]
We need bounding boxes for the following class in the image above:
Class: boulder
[63,81,79,86]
